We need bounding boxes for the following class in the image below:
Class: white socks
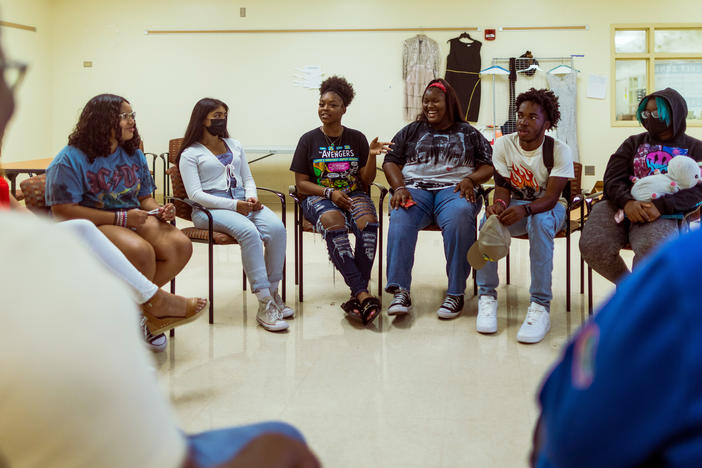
[254,289,272,302]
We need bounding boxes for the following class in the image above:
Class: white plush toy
[630,155,701,201]
[614,155,701,223]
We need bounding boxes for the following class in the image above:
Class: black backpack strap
[543,135,554,174]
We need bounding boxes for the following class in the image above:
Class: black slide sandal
[341,298,362,322]
[360,296,381,325]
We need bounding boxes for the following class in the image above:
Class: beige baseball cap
[467,215,512,270]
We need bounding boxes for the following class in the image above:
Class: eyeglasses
[119,112,137,121]
[1,59,28,92]
[640,110,661,120]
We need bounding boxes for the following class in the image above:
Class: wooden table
[0,157,53,196]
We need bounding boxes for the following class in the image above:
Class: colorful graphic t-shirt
[46,145,155,210]
[383,121,492,190]
[290,127,369,192]
[632,143,689,179]
[493,133,574,201]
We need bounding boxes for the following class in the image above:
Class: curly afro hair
[515,88,561,129]
[319,76,355,107]
[68,93,142,162]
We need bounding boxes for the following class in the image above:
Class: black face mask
[206,118,227,137]
[643,117,670,139]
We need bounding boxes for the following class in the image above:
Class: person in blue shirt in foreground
[532,225,702,467]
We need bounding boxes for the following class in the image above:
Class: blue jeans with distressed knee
[301,191,378,297]
[476,199,566,310]
[385,186,482,296]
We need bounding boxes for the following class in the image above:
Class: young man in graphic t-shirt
[474,88,574,344]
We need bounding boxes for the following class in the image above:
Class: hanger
[458,31,474,43]
[517,63,543,74]
[479,65,510,75]
[548,64,580,75]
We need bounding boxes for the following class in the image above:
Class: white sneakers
[272,290,295,319]
[476,296,498,334]
[476,297,550,344]
[256,297,289,332]
[516,302,550,344]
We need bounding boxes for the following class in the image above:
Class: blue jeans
[385,186,481,296]
[191,189,286,292]
[301,191,378,297]
[476,199,567,310]
[187,421,305,467]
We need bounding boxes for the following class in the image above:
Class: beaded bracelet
[494,199,508,209]
[394,185,407,193]
[114,209,128,228]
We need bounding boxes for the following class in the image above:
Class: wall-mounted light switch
[240,7,246,17]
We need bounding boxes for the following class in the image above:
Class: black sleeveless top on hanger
[444,37,482,122]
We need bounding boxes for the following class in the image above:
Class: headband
[427,82,447,93]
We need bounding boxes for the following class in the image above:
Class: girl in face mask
[177,98,292,332]
[580,88,702,284]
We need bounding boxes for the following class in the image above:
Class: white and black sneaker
[388,289,411,316]
[437,294,465,319]
[140,316,167,352]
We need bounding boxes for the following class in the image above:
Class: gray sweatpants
[579,200,679,283]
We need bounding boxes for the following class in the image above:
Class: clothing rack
[487,56,578,140]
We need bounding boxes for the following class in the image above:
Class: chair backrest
[166,138,193,221]
[19,174,50,215]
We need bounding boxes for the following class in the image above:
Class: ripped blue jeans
[301,191,378,297]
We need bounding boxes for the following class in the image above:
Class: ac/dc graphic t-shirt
[383,120,492,190]
[290,127,369,192]
[46,145,156,210]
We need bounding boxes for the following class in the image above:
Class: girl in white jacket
[177,98,291,332]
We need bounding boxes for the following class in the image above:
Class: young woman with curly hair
[383,78,494,320]
[45,94,204,343]
[290,76,391,325]
[177,98,292,332]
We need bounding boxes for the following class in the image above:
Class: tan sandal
[142,297,207,335]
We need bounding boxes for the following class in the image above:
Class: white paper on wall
[294,65,323,89]
[587,74,607,100]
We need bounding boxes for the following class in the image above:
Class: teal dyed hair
[637,96,671,126]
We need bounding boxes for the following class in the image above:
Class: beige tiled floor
[155,208,622,467]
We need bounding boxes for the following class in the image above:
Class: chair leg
[580,255,585,294]
[566,230,571,312]
[587,266,593,316]
[473,269,477,296]
[169,277,176,337]
[208,242,214,324]
[294,202,299,285]
[242,270,247,291]
[299,214,304,303]
[378,199,384,297]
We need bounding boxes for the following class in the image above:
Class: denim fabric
[191,188,286,292]
[476,199,567,310]
[187,421,305,467]
[385,186,482,296]
[301,191,377,297]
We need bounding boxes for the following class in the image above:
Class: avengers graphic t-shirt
[290,127,369,192]
[493,133,574,201]
[383,121,492,190]
[632,144,689,179]
[46,145,156,210]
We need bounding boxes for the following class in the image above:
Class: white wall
[2,0,702,188]
[0,0,51,163]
